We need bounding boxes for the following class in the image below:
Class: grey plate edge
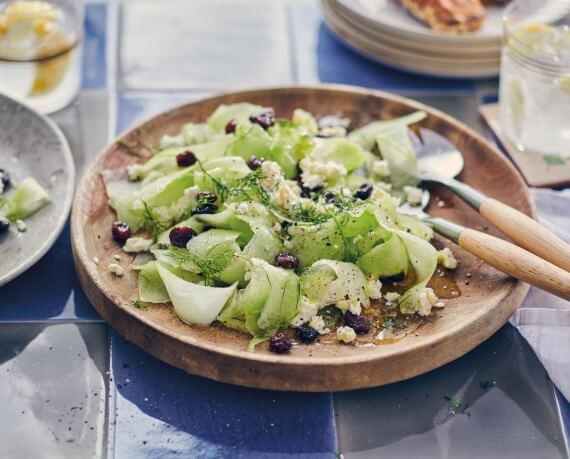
[0,93,76,287]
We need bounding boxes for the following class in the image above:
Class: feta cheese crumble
[126,164,144,181]
[337,326,356,344]
[372,160,390,177]
[319,126,347,138]
[299,158,347,189]
[108,263,124,277]
[365,278,383,300]
[309,315,330,335]
[15,219,27,232]
[403,186,424,206]
[290,297,319,327]
[416,288,439,316]
[337,298,362,315]
[123,237,153,253]
[384,292,401,303]
[437,247,458,269]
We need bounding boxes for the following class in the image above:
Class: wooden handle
[459,228,570,301]
[480,198,570,273]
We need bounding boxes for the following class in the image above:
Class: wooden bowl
[71,85,532,392]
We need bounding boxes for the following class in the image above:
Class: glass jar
[0,0,84,114]
[499,0,570,156]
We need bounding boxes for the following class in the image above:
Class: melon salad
[103,103,457,352]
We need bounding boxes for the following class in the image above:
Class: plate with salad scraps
[72,86,532,391]
[0,92,74,287]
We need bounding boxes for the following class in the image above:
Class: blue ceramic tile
[0,323,108,457]
[0,223,102,321]
[289,4,476,93]
[83,4,107,90]
[117,91,214,134]
[109,332,337,458]
[334,325,569,459]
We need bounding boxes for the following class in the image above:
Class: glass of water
[0,0,84,114]
[499,0,570,156]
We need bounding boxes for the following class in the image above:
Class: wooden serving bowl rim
[71,85,532,391]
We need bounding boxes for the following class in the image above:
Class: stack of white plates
[321,0,508,78]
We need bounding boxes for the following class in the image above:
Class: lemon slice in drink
[0,1,70,96]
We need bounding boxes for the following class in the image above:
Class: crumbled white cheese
[261,161,283,189]
[159,134,184,148]
[417,288,439,316]
[341,187,352,198]
[309,315,330,335]
[15,219,27,232]
[403,186,424,206]
[299,158,347,189]
[372,160,390,177]
[123,237,153,253]
[113,254,122,262]
[384,292,401,303]
[434,301,445,308]
[127,164,144,181]
[108,263,124,277]
[291,298,319,327]
[337,326,356,344]
[93,257,100,265]
[292,108,318,134]
[319,126,347,138]
[371,188,390,203]
[366,278,383,300]
[337,299,362,316]
[274,181,302,209]
[437,247,458,269]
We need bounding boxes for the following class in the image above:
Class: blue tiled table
[1,1,568,458]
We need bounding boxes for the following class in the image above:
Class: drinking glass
[0,0,84,114]
[499,0,570,156]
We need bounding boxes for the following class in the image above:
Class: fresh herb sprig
[165,245,234,285]
[142,201,172,242]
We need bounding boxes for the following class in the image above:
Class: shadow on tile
[110,332,337,459]
[334,325,567,459]
[0,223,101,321]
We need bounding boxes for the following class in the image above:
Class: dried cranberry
[247,156,264,170]
[323,192,337,203]
[249,109,275,130]
[269,332,292,353]
[176,150,197,167]
[191,203,218,215]
[275,252,299,269]
[343,311,370,334]
[0,169,10,191]
[197,191,217,204]
[169,226,197,248]
[296,326,318,343]
[0,218,9,234]
[381,272,405,283]
[225,119,238,134]
[354,183,373,200]
[111,221,131,244]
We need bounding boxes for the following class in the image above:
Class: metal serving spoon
[412,128,570,274]
[397,129,570,301]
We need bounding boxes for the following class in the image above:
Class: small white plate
[0,93,75,286]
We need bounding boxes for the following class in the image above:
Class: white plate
[329,0,502,56]
[323,2,500,78]
[0,93,75,286]
[332,0,505,45]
